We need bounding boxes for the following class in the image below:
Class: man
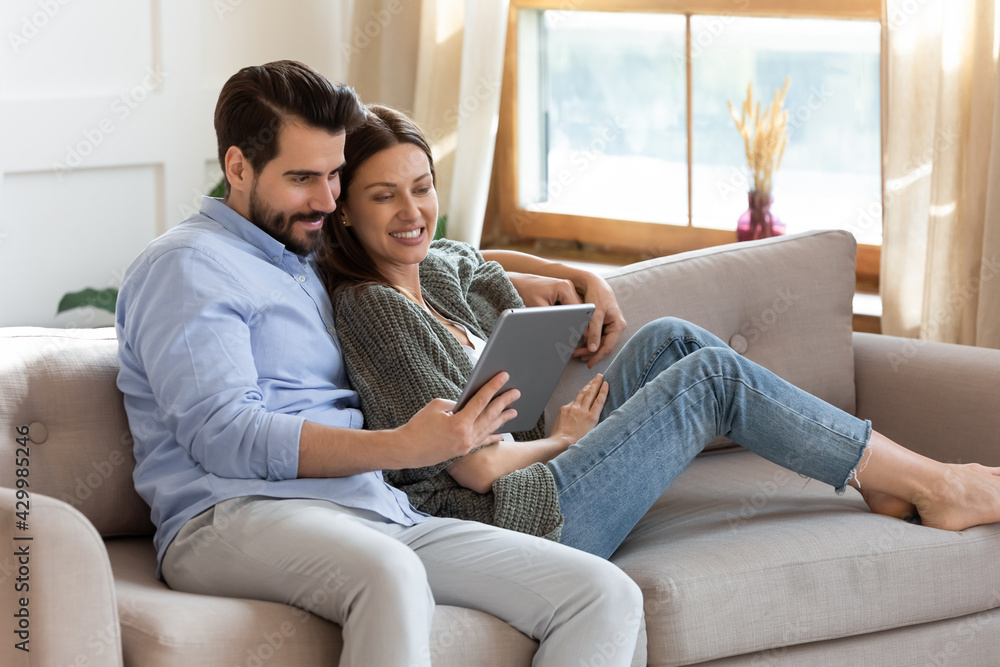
[116,60,641,666]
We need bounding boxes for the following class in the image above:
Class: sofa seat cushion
[106,538,540,666]
[611,451,1000,667]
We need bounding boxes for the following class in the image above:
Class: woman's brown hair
[318,104,436,298]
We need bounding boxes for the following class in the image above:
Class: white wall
[0,0,354,327]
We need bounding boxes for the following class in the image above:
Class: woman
[319,104,1000,559]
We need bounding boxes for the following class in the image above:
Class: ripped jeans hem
[835,419,874,495]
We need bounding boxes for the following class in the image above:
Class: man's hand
[487,250,628,368]
[506,272,581,307]
[390,372,519,469]
[572,273,627,368]
[506,270,626,368]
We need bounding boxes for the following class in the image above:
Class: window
[488,0,884,285]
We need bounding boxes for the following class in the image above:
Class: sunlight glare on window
[522,11,687,225]
[521,11,883,246]
[692,17,880,243]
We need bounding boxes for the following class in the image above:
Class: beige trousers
[162,496,644,667]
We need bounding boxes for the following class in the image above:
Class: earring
[342,218,350,226]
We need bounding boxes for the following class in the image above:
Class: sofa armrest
[853,332,1000,465]
[0,488,123,666]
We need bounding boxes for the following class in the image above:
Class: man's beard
[247,181,327,256]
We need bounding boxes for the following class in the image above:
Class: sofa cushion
[695,606,1000,666]
[0,327,152,537]
[547,230,859,452]
[107,538,541,666]
[612,450,1000,666]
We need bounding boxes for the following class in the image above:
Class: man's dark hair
[214,60,365,195]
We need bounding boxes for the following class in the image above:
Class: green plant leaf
[58,287,119,314]
[209,178,226,198]
[434,214,448,241]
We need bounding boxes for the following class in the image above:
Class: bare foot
[913,464,1000,531]
[859,488,918,521]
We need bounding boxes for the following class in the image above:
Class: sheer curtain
[881,0,1000,348]
[343,0,509,247]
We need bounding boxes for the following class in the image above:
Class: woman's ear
[339,203,352,227]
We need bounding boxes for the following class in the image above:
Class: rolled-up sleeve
[123,246,302,481]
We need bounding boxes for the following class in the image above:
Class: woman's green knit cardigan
[332,239,564,541]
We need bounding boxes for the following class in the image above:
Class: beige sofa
[2,229,1000,666]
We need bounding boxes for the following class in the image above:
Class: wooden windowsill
[485,239,882,334]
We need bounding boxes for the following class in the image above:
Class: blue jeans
[546,317,872,558]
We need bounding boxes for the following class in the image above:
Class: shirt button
[272,255,280,262]
[297,275,306,283]
[327,326,335,335]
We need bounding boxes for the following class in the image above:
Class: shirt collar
[199,196,307,264]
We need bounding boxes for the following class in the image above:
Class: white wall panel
[0,165,159,327]
[0,0,156,100]
[201,0,351,87]
[0,0,350,327]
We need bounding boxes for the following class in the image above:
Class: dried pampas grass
[727,77,790,195]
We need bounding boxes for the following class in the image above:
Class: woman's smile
[389,226,426,244]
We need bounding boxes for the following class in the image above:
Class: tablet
[454,303,595,433]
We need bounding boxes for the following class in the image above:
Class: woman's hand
[550,374,609,445]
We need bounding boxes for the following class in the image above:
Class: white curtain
[881,0,1000,347]
[343,0,510,247]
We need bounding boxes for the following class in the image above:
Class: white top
[428,304,515,443]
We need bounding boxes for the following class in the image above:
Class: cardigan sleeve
[421,239,527,339]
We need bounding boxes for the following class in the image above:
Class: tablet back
[455,303,594,432]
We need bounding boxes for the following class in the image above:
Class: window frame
[485,0,885,287]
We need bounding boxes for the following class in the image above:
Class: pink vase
[736,191,785,242]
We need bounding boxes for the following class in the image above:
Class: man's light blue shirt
[116,197,425,576]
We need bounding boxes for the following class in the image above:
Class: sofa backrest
[546,230,859,436]
[0,230,857,537]
[0,327,154,537]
